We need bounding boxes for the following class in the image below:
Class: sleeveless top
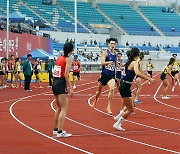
[53,56,66,78]
[172,61,179,72]
[102,50,116,76]
[147,63,153,71]
[121,61,136,83]
[116,60,123,72]
[35,62,41,70]
[72,60,80,72]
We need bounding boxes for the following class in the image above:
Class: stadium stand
[98,3,159,36]
[140,6,180,36]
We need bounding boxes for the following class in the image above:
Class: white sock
[118,110,124,117]
[117,116,125,125]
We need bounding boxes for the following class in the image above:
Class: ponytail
[125,48,140,67]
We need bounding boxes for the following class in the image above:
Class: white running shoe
[53,130,58,135]
[57,131,72,138]
[73,85,76,89]
[113,123,125,131]
[162,96,170,100]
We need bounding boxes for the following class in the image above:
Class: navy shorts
[52,78,67,95]
[147,71,152,76]
[98,73,115,86]
[116,71,122,79]
[160,72,167,80]
[73,72,80,78]
[119,81,132,98]
[171,71,179,76]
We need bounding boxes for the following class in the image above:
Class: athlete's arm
[65,57,73,95]
[134,61,155,83]
[167,65,174,79]
[101,50,113,66]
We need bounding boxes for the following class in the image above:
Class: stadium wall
[0,30,53,58]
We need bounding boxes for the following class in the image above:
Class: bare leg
[92,83,104,107]
[107,79,115,114]
[162,79,169,97]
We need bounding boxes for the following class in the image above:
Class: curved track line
[9,94,92,154]
[135,107,180,122]
[50,100,179,154]
[88,95,180,136]
[154,83,180,110]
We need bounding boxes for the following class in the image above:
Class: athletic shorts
[116,71,121,79]
[52,78,67,95]
[147,71,152,76]
[160,72,167,80]
[98,73,115,86]
[0,71,5,75]
[68,72,74,82]
[73,72,80,78]
[119,81,132,98]
[171,71,179,76]
[34,70,40,75]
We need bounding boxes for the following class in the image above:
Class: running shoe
[73,85,76,89]
[172,87,175,92]
[57,131,72,138]
[135,100,142,104]
[162,96,170,100]
[113,123,125,131]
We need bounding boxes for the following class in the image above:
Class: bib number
[53,65,61,77]
[105,64,114,71]
[73,65,78,70]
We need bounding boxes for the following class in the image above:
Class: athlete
[171,54,180,91]
[33,57,43,88]
[113,48,155,131]
[116,52,125,89]
[14,57,22,88]
[72,55,81,89]
[0,58,6,89]
[146,58,154,84]
[134,52,145,104]
[52,42,74,138]
[160,57,175,99]
[9,55,15,88]
[92,38,117,114]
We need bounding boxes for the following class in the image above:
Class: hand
[109,61,114,65]
[149,78,156,84]
[70,88,74,97]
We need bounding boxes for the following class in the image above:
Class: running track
[0,72,180,154]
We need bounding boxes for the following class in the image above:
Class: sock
[117,116,125,125]
[54,128,58,131]
[57,130,62,134]
[118,110,124,117]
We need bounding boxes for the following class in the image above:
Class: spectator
[70,39,73,43]
[150,26,154,31]
[120,14,124,19]
[143,42,146,46]
[170,8,174,13]
[90,52,93,61]
[172,27,175,32]
[66,38,69,42]
[126,41,129,46]
[101,18,104,23]
[178,42,180,47]
[47,57,55,88]
[148,42,151,46]
[94,40,97,45]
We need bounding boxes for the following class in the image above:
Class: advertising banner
[0,30,53,58]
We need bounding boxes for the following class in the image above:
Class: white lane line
[50,100,179,154]
[9,93,92,154]
[135,107,180,122]
[88,95,180,136]
[154,83,180,110]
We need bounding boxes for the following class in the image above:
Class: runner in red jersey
[72,55,81,89]
[9,55,15,88]
[52,42,74,138]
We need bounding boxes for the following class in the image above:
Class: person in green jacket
[47,57,55,88]
[23,54,33,91]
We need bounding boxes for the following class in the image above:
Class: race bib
[37,64,41,70]
[53,65,61,77]
[105,64,115,71]
[73,65,78,70]
[121,67,126,76]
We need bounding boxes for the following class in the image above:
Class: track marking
[135,107,180,122]
[9,93,92,154]
[154,83,180,110]
[50,100,180,154]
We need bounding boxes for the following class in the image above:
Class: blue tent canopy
[21,48,53,60]
[1,11,25,22]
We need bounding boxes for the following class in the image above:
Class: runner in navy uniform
[113,48,155,131]
[52,42,74,138]
[92,38,117,114]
